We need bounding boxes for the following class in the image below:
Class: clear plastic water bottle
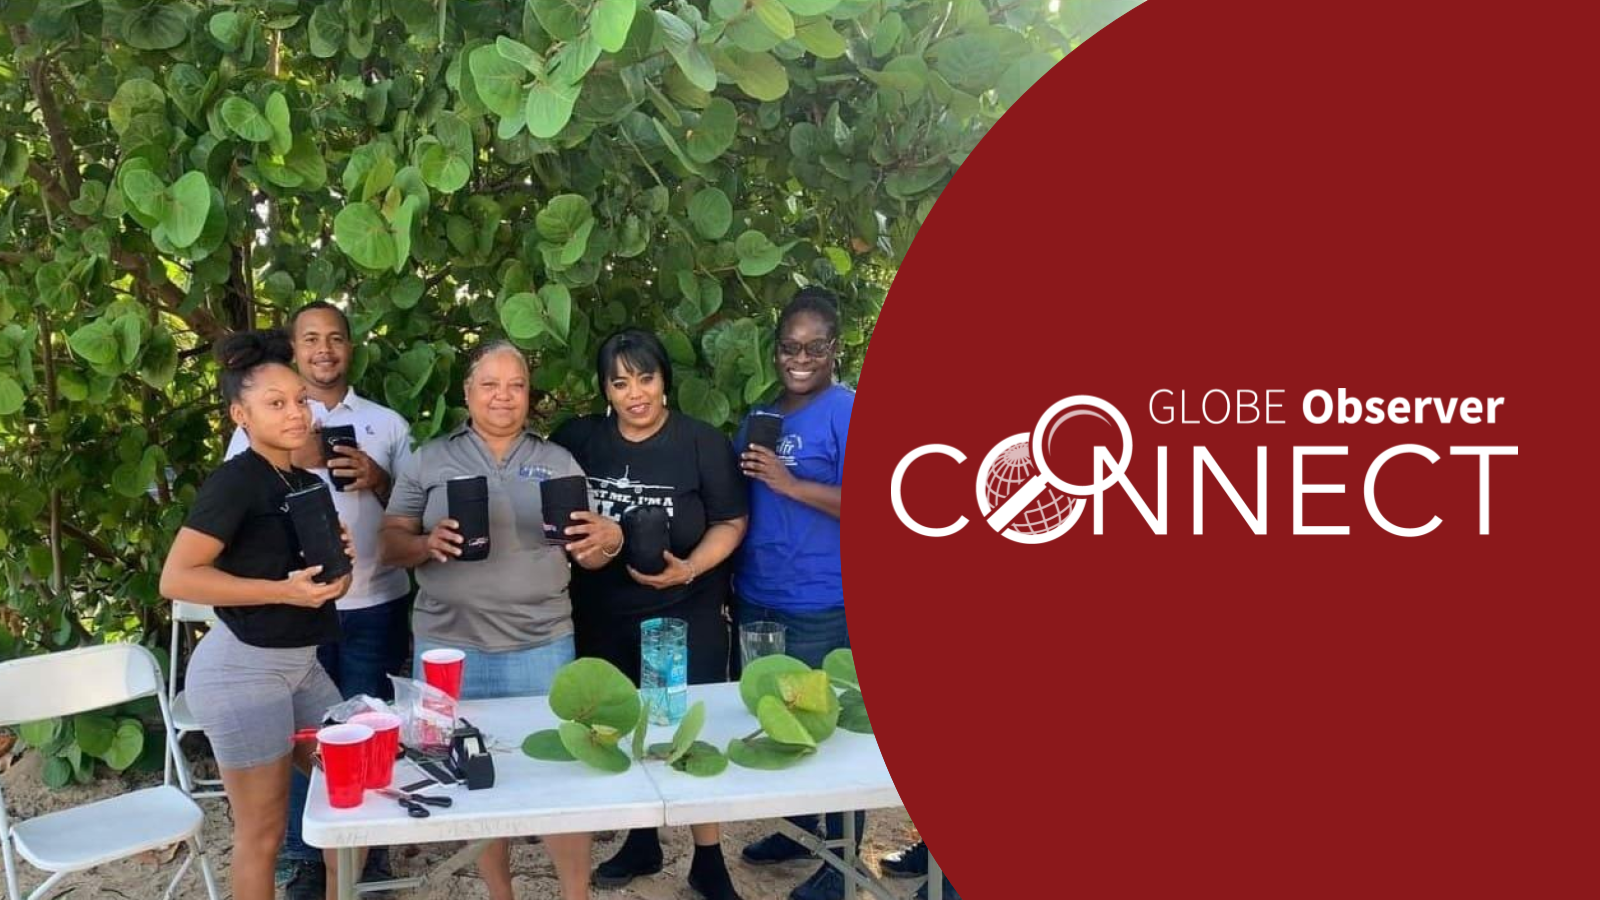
[640,617,689,726]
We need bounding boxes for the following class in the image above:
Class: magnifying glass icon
[983,395,1134,532]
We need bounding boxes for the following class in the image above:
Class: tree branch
[11,26,83,198]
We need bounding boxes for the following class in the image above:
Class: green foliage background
[0,0,1138,666]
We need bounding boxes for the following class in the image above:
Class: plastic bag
[389,675,457,752]
[324,694,392,724]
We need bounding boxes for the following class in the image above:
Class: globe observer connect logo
[891,390,1519,543]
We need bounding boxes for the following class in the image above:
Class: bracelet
[683,560,698,585]
[600,540,622,558]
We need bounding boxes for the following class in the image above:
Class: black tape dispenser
[450,718,495,790]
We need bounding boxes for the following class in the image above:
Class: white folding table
[303,683,943,900]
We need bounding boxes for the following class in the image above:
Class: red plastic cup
[317,723,372,809]
[347,712,401,789]
[422,648,466,699]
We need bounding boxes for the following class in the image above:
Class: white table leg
[337,846,358,900]
[843,813,858,900]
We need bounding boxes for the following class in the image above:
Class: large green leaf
[678,375,730,426]
[672,741,729,777]
[686,98,738,163]
[496,36,544,76]
[102,719,145,771]
[666,700,707,765]
[541,285,573,343]
[469,45,529,118]
[727,736,814,770]
[308,3,344,57]
[122,2,193,50]
[140,327,179,389]
[752,0,796,40]
[823,648,858,689]
[333,204,397,271]
[739,653,810,714]
[19,719,61,749]
[108,79,166,136]
[264,92,293,155]
[121,168,168,220]
[934,33,1007,92]
[0,374,23,416]
[795,18,847,59]
[549,658,641,732]
[284,134,328,188]
[164,64,213,125]
[532,0,584,41]
[522,729,576,761]
[590,0,636,52]
[114,314,142,367]
[420,140,471,193]
[67,321,119,368]
[501,292,544,340]
[43,757,72,789]
[837,690,872,734]
[537,194,594,244]
[723,49,790,101]
[557,721,631,773]
[656,10,717,93]
[688,188,733,240]
[525,79,581,139]
[163,171,210,248]
[72,713,117,757]
[735,229,784,276]
[221,97,273,143]
[755,688,819,746]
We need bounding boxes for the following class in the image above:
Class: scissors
[378,788,451,818]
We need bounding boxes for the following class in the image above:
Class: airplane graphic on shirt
[587,467,677,519]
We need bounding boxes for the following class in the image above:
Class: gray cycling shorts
[184,623,344,770]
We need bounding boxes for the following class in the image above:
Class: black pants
[575,593,730,687]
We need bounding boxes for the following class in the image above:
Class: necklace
[253,448,296,490]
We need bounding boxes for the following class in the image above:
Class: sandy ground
[1,747,921,899]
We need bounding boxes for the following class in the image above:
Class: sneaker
[881,841,928,878]
[283,859,327,900]
[741,831,816,866]
[592,831,664,889]
[789,864,845,900]
[915,874,962,900]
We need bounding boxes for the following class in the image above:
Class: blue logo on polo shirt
[519,465,554,481]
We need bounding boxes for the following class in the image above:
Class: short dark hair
[288,300,351,340]
[216,329,295,404]
[596,329,673,394]
[777,286,840,341]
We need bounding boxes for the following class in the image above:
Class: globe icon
[984,442,1077,534]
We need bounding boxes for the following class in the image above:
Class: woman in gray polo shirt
[381,340,620,900]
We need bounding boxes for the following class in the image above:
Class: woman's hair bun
[216,328,293,373]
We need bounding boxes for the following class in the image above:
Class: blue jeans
[282,595,413,862]
[413,634,575,701]
[734,599,865,848]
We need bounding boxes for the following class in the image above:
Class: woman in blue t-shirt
[733,288,863,899]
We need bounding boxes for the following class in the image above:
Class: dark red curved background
[848,1,1595,896]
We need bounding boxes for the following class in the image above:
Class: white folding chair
[0,643,221,900]
[165,601,225,801]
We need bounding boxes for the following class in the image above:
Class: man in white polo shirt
[223,301,412,898]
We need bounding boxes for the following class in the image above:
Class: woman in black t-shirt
[551,329,748,900]
[160,330,353,900]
